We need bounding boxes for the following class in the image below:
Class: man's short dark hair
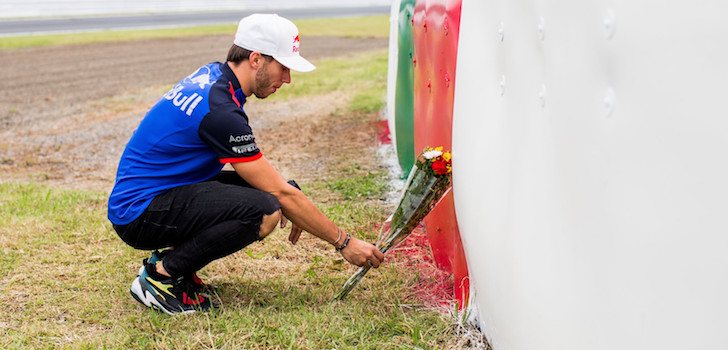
[227,45,274,64]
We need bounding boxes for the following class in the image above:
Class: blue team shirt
[108,62,261,225]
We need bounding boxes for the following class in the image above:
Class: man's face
[252,58,291,99]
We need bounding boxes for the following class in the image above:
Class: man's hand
[280,215,303,244]
[340,237,385,268]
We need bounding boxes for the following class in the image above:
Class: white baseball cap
[234,14,316,73]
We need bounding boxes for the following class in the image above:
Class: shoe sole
[130,277,196,316]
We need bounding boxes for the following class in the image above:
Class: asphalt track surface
[0,6,389,37]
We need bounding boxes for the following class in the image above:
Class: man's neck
[226,61,253,97]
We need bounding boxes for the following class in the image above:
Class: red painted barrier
[412,0,469,307]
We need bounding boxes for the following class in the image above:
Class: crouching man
[107,14,384,314]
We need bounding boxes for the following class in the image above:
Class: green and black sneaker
[139,250,214,293]
[130,263,213,314]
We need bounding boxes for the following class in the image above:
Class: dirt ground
[0,35,387,191]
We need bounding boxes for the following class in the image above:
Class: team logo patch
[292,34,300,53]
[184,66,213,89]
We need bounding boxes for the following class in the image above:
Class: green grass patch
[0,24,235,50]
[0,15,387,50]
[295,15,389,38]
[0,182,102,219]
[271,49,388,109]
[0,180,452,348]
[351,85,387,114]
[326,171,389,201]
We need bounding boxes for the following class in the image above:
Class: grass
[0,15,388,50]
[295,15,389,38]
[326,167,389,201]
[0,17,458,347]
[0,179,452,349]
[272,49,388,114]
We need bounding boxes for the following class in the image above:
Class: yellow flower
[443,152,451,162]
[435,146,444,152]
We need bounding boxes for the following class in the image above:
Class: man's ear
[249,51,262,69]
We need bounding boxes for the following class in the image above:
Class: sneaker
[139,250,213,292]
[130,263,213,314]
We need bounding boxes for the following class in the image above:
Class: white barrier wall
[386,0,401,155]
[452,0,728,349]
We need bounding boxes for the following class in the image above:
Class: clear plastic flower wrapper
[333,147,453,301]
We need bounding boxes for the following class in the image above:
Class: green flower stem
[333,159,451,301]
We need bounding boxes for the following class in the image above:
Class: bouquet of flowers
[333,147,453,300]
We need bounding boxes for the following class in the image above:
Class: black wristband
[287,179,301,190]
[335,232,351,252]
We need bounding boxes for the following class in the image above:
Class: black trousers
[112,171,281,278]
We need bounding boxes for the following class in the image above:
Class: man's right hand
[340,237,385,268]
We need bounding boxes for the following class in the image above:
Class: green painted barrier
[394,0,416,176]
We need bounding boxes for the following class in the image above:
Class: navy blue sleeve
[198,84,261,163]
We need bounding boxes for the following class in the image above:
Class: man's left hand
[281,215,303,244]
